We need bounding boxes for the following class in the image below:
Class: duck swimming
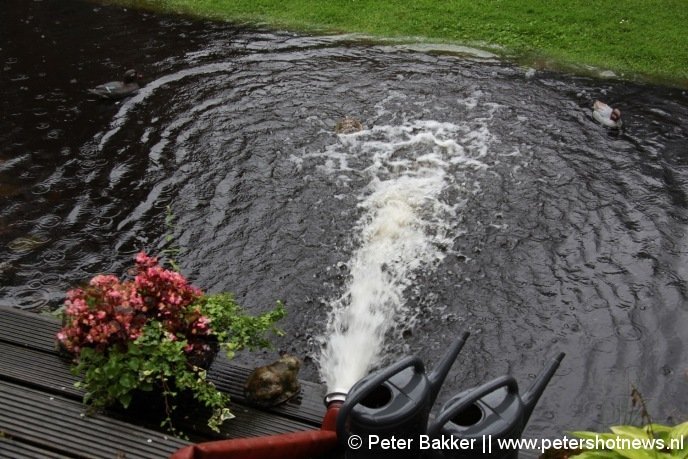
[87,69,142,100]
[592,100,622,128]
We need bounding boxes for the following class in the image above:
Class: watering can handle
[336,355,425,444]
[427,375,518,437]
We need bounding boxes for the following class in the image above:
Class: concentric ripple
[1,0,687,442]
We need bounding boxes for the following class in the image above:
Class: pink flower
[89,274,119,289]
[135,251,158,269]
[56,251,206,355]
[188,315,212,337]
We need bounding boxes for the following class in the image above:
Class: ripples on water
[1,0,687,440]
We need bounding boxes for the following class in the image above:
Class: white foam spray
[316,117,494,393]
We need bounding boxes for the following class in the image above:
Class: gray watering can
[334,332,470,458]
[426,352,565,458]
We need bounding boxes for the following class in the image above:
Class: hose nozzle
[324,390,347,407]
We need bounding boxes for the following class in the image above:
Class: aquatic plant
[57,251,285,433]
[569,421,688,458]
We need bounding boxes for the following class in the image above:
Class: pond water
[2,0,687,442]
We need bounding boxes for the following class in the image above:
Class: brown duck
[87,69,142,99]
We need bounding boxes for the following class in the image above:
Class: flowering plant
[57,252,285,433]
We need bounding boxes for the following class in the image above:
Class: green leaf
[120,392,132,409]
[119,373,136,389]
[646,424,673,443]
[670,422,688,445]
[612,449,669,459]
[573,451,625,459]
[128,358,141,370]
[139,382,154,392]
[668,423,688,457]
[104,364,118,379]
[571,431,622,443]
[610,425,651,440]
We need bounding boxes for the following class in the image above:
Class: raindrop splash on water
[317,119,492,392]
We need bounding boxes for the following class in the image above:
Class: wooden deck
[0,306,328,458]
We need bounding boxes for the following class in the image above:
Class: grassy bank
[109,0,687,86]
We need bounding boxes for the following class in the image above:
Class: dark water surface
[2,0,687,442]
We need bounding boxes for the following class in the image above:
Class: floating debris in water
[8,235,49,253]
[335,116,364,134]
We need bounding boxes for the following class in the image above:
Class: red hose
[170,402,341,459]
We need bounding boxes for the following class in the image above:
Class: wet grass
[107,0,687,87]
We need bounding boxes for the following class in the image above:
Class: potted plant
[57,251,285,433]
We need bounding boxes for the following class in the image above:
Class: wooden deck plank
[0,307,58,352]
[0,306,327,425]
[0,304,329,459]
[0,437,70,459]
[0,341,318,440]
[0,341,79,396]
[0,380,189,459]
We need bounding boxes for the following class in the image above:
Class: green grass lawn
[111,0,687,87]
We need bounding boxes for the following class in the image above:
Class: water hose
[169,401,341,459]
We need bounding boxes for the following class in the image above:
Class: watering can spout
[428,331,470,405]
[522,352,565,421]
